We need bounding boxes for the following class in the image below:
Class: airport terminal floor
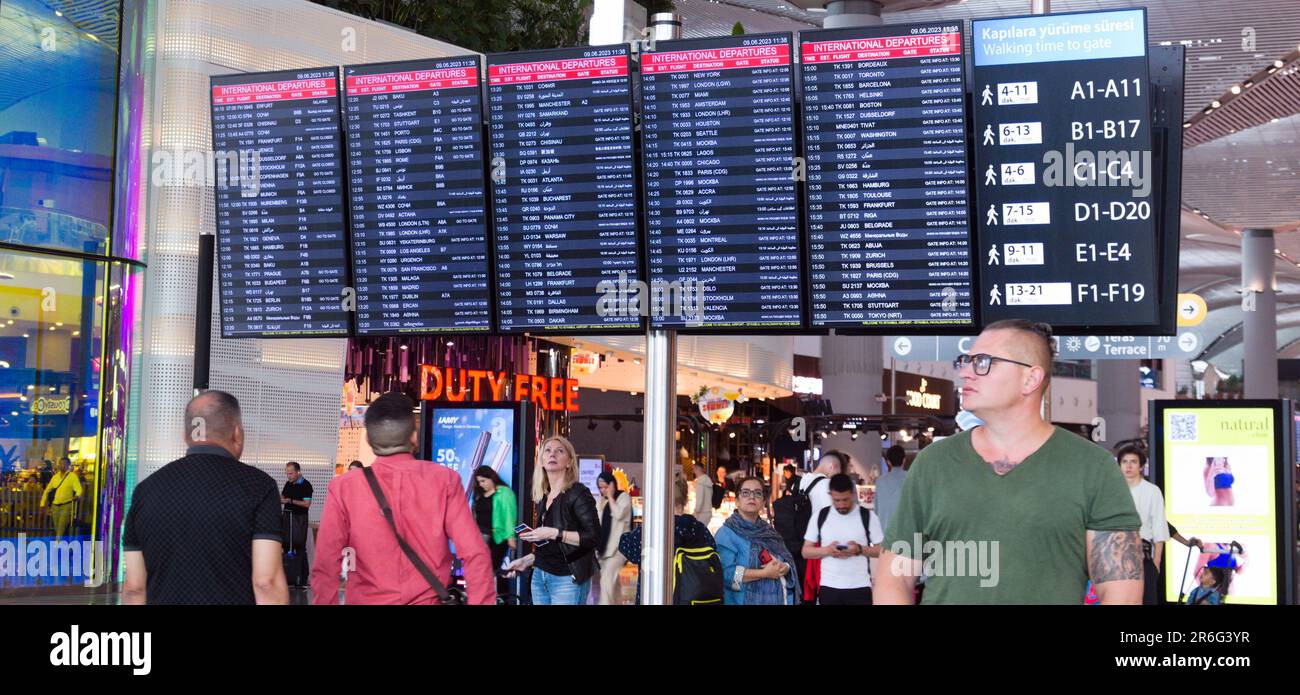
[0,0,1296,631]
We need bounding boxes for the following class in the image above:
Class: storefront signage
[32,396,71,416]
[419,365,579,412]
[570,350,601,376]
[885,370,955,416]
[695,386,744,425]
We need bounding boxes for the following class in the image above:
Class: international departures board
[343,57,492,335]
[211,67,350,338]
[487,45,642,333]
[799,22,974,331]
[641,33,804,330]
[973,8,1160,330]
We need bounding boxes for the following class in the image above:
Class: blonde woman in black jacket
[505,436,600,604]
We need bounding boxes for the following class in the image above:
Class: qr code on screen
[1169,413,1198,442]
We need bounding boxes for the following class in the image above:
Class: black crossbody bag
[362,466,461,605]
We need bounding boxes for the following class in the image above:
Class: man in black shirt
[281,461,313,588]
[122,390,287,604]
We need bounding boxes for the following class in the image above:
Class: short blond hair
[532,435,579,503]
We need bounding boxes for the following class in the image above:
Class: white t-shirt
[1129,479,1170,544]
[800,474,833,517]
[804,503,884,589]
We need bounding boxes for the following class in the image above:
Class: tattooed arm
[1087,529,1143,604]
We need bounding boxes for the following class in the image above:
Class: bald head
[185,390,244,456]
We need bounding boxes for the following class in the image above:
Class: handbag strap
[361,466,452,604]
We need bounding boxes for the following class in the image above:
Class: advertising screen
[427,405,520,504]
[1157,404,1280,605]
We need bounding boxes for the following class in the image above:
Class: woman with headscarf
[595,470,631,604]
[714,476,800,605]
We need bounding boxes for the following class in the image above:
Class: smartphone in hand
[759,548,774,565]
[514,523,549,547]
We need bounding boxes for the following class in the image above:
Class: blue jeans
[531,568,591,605]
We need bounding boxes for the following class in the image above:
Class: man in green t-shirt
[876,319,1143,604]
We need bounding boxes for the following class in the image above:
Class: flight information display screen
[211,67,349,338]
[973,8,1159,330]
[487,45,642,333]
[799,23,975,331]
[343,56,492,335]
[641,33,804,330]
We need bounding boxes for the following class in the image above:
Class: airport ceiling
[683,0,1300,371]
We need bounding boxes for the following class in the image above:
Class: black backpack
[791,476,826,539]
[672,545,725,605]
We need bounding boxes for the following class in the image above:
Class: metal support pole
[641,327,677,605]
[193,233,215,395]
[1031,0,1051,14]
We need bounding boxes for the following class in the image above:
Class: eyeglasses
[952,353,1035,376]
[738,489,765,500]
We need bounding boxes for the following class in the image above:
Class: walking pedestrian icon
[989,286,1002,305]
[983,124,995,146]
[984,165,997,185]
[981,84,993,105]
[988,245,1000,265]
[986,205,999,226]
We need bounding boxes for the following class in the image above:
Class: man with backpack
[785,451,846,602]
[801,473,883,605]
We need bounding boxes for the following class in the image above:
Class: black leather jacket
[534,483,601,583]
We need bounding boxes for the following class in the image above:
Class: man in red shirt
[311,393,494,605]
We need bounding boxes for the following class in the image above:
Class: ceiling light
[728,431,735,439]
[850,431,859,440]
[399,344,407,350]
[1210,100,1221,108]
[1183,122,1192,128]
[21,334,29,339]
[630,392,638,396]
[633,358,641,365]
[1244,80,1254,88]
[1275,60,1286,68]
[445,340,453,346]
[0,361,8,369]
[880,433,888,440]
[1230,85,1242,94]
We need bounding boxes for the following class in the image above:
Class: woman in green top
[473,466,518,598]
